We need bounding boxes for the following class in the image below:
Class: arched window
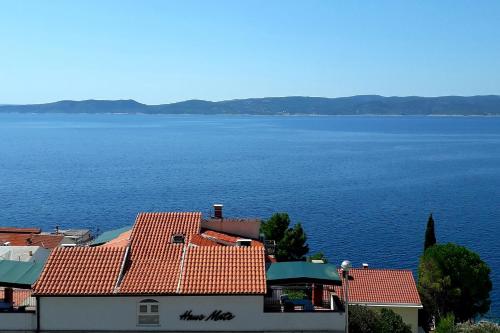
[137,299,160,325]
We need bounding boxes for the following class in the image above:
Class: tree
[260,213,310,261]
[260,213,290,243]
[349,305,381,333]
[349,306,411,333]
[424,213,437,250]
[418,243,492,324]
[276,223,309,261]
[378,308,412,333]
[435,313,457,333]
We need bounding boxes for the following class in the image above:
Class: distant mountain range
[1,95,500,115]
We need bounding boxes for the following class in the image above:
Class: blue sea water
[0,113,499,316]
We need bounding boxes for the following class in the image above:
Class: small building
[0,245,50,263]
[0,227,64,249]
[335,267,423,333]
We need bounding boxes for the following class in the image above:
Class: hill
[1,95,500,115]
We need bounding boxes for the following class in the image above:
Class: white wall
[0,246,49,263]
[0,312,36,331]
[40,295,345,332]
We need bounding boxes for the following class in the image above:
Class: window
[172,234,185,244]
[137,299,160,325]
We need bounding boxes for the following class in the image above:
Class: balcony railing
[264,285,343,312]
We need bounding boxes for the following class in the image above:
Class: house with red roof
[0,206,422,333]
[335,268,422,333]
[30,210,346,332]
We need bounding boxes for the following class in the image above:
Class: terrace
[264,261,344,313]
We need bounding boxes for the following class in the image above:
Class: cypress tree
[424,213,437,250]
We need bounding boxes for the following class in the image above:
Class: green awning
[266,262,342,285]
[0,260,45,288]
[90,225,131,246]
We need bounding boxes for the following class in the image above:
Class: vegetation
[435,313,500,333]
[435,313,457,333]
[260,213,309,261]
[308,251,328,263]
[456,321,500,333]
[418,243,492,326]
[424,213,437,250]
[348,305,412,333]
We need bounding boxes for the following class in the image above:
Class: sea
[0,113,499,317]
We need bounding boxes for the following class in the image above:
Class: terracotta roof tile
[119,212,201,294]
[0,233,63,249]
[201,230,264,248]
[189,234,222,247]
[202,230,239,244]
[101,230,131,248]
[32,212,267,296]
[0,227,41,234]
[0,288,33,307]
[180,247,266,295]
[33,247,125,296]
[335,268,422,305]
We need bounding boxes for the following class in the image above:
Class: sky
[1,1,499,104]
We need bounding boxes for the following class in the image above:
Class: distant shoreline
[1,95,500,116]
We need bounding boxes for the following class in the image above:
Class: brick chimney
[213,204,223,219]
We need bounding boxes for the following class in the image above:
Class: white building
[31,211,346,332]
[0,208,422,333]
[334,267,423,333]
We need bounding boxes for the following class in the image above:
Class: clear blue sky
[1,1,499,104]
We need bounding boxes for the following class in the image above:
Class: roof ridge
[176,245,190,293]
[113,242,131,293]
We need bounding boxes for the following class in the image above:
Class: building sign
[180,310,235,321]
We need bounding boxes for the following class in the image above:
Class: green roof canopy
[266,262,342,285]
[0,260,45,288]
[91,225,131,246]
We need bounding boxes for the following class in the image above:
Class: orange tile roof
[118,212,201,294]
[189,234,222,247]
[33,211,267,296]
[0,233,63,249]
[202,229,239,243]
[335,268,422,306]
[201,230,264,247]
[0,227,41,234]
[0,288,33,307]
[33,247,126,295]
[180,247,266,294]
[101,230,131,248]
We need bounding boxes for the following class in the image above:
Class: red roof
[189,234,222,247]
[33,211,267,296]
[0,227,41,234]
[0,233,63,249]
[180,247,266,294]
[335,268,422,306]
[0,288,33,307]
[119,212,201,294]
[34,247,126,295]
[101,230,131,248]
[201,230,264,248]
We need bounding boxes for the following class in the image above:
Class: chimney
[213,204,223,219]
[362,263,369,269]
